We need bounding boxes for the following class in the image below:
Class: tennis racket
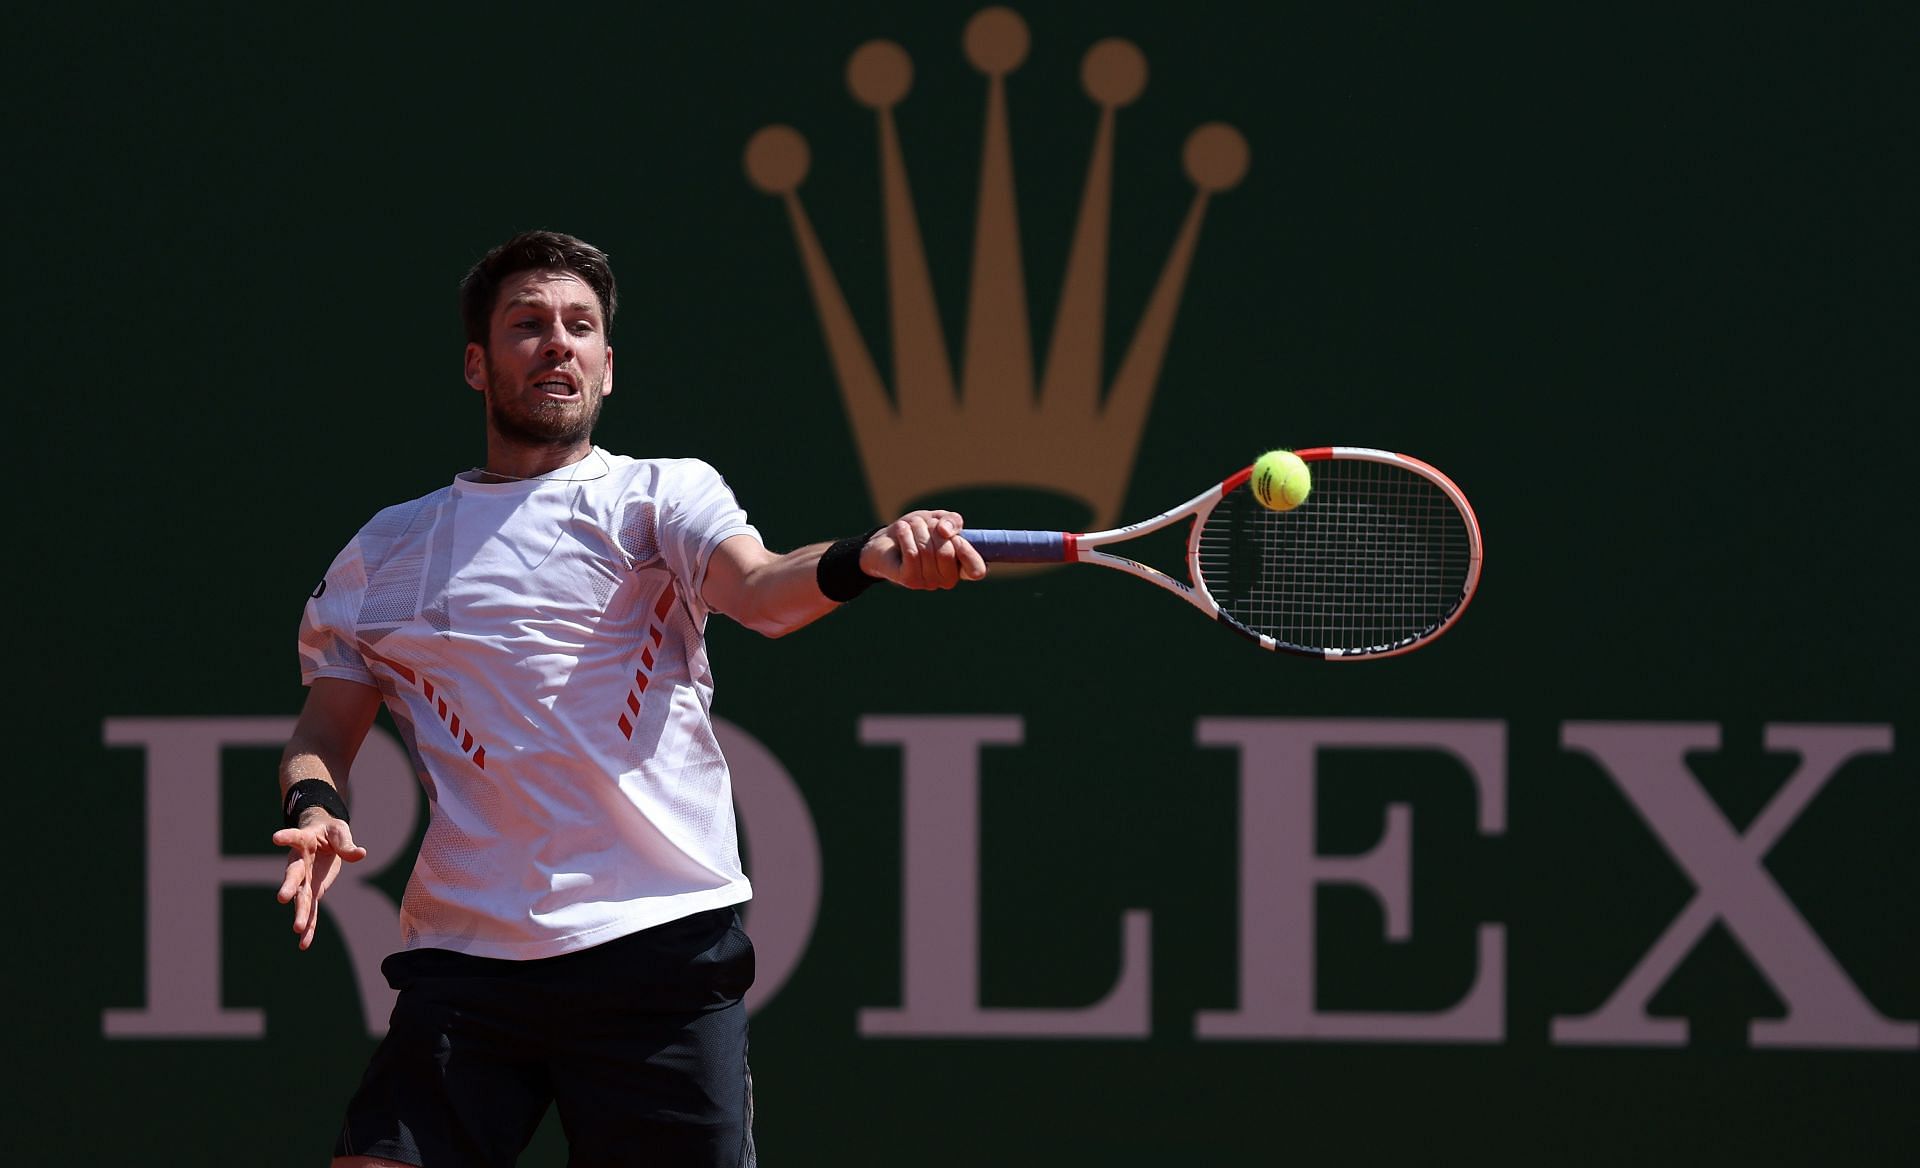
[967,447,1483,659]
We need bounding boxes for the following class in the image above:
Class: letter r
[102,717,416,1039]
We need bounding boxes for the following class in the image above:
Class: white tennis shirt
[298,450,760,959]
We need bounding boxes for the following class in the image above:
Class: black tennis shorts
[334,906,756,1167]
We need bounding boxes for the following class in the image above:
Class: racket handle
[966,529,1072,563]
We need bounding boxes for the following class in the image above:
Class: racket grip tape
[966,529,1072,563]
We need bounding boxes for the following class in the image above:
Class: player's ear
[463,342,487,393]
[601,346,613,397]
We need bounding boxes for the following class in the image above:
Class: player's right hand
[271,815,369,951]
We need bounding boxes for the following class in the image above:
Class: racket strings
[1196,459,1472,653]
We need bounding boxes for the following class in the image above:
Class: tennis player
[273,230,985,1167]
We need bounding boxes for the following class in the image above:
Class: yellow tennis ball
[1252,449,1312,511]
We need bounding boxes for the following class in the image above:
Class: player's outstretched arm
[704,510,987,638]
[272,677,380,950]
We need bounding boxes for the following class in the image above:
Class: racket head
[1190,447,1483,659]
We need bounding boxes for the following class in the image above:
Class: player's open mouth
[536,378,579,399]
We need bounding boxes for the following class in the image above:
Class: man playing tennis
[273,229,985,1167]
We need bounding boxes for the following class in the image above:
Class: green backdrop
[11,2,1914,1163]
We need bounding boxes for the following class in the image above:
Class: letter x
[1554,722,1914,1049]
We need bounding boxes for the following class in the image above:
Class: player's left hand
[861,509,988,590]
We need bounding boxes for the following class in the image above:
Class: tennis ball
[1251,450,1312,511]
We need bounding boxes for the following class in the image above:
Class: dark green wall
[12,3,1914,1163]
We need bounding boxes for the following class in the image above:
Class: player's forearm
[279,738,353,803]
[707,513,976,634]
[724,542,843,638]
[278,677,382,812]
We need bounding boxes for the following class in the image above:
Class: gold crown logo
[746,6,1248,534]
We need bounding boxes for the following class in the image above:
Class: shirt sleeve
[656,459,761,617]
[297,537,376,688]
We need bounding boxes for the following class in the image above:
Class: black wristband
[283,779,349,828]
[817,526,885,602]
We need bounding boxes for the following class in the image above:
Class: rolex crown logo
[746,6,1248,537]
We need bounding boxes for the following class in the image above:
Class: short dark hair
[459,230,618,345]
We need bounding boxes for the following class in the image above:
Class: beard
[484,355,607,449]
